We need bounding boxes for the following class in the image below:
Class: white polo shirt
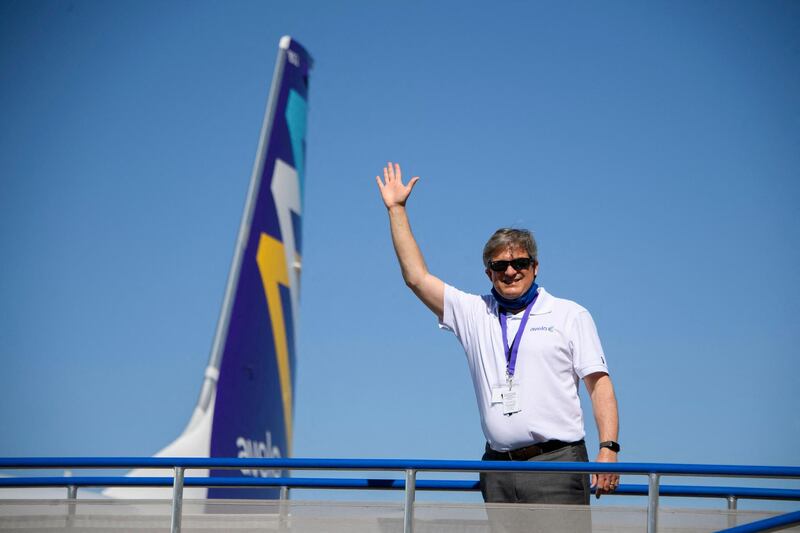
[439,284,608,451]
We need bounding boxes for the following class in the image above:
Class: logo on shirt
[529,326,554,332]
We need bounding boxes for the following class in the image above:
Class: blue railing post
[279,485,289,531]
[727,496,738,529]
[170,467,185,533]
[727,496,737,510]
[66,484,77,528]
[403,468,416,533]
[648,472,660,533]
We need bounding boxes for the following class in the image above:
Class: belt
[487,439,583,461]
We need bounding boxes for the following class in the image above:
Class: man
[375,162,620,506]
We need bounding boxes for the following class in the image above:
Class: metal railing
[1,457,799,533]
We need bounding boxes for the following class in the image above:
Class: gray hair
[482,228,538,267]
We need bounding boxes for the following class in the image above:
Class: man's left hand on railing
[591,448,620,499]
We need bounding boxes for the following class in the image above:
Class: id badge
[491,388,504,404]
[502,384,521,415]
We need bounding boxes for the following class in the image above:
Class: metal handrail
[716,510,800,533]
[1,457,798,533]
[2,457,799,477]
[2,475,800,501]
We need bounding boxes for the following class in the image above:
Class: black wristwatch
[599,441,621,453]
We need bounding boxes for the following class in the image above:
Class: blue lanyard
[498,293,538,378]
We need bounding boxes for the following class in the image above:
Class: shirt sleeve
[568,309,609,378]
[438,284,484,340]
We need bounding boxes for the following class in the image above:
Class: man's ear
[485,268,493,282]
[534,261,539,277]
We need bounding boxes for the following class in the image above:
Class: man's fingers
[602,474,618,492]
[375,176,384,189]
[381,162,415,192]
[596,474,611,499]
[592,471,621,499]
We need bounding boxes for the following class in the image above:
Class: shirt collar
[529,287,553,315]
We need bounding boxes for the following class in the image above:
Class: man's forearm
[388,205,429,288]
[587,373,620,496]
[588,374,619,442]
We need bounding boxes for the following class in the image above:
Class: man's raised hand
[376,162,420,209]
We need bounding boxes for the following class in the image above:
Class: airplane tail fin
[105,36,312,500]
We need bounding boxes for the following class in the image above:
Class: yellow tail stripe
[255,232,293,453]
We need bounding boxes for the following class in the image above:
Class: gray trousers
[479,440,591,505]
[480,441,592,532]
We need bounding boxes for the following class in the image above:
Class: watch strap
[599,440,621,452]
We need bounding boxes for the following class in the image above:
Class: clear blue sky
[1,0,798,509]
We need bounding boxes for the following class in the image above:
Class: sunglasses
[488,257,534,272]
